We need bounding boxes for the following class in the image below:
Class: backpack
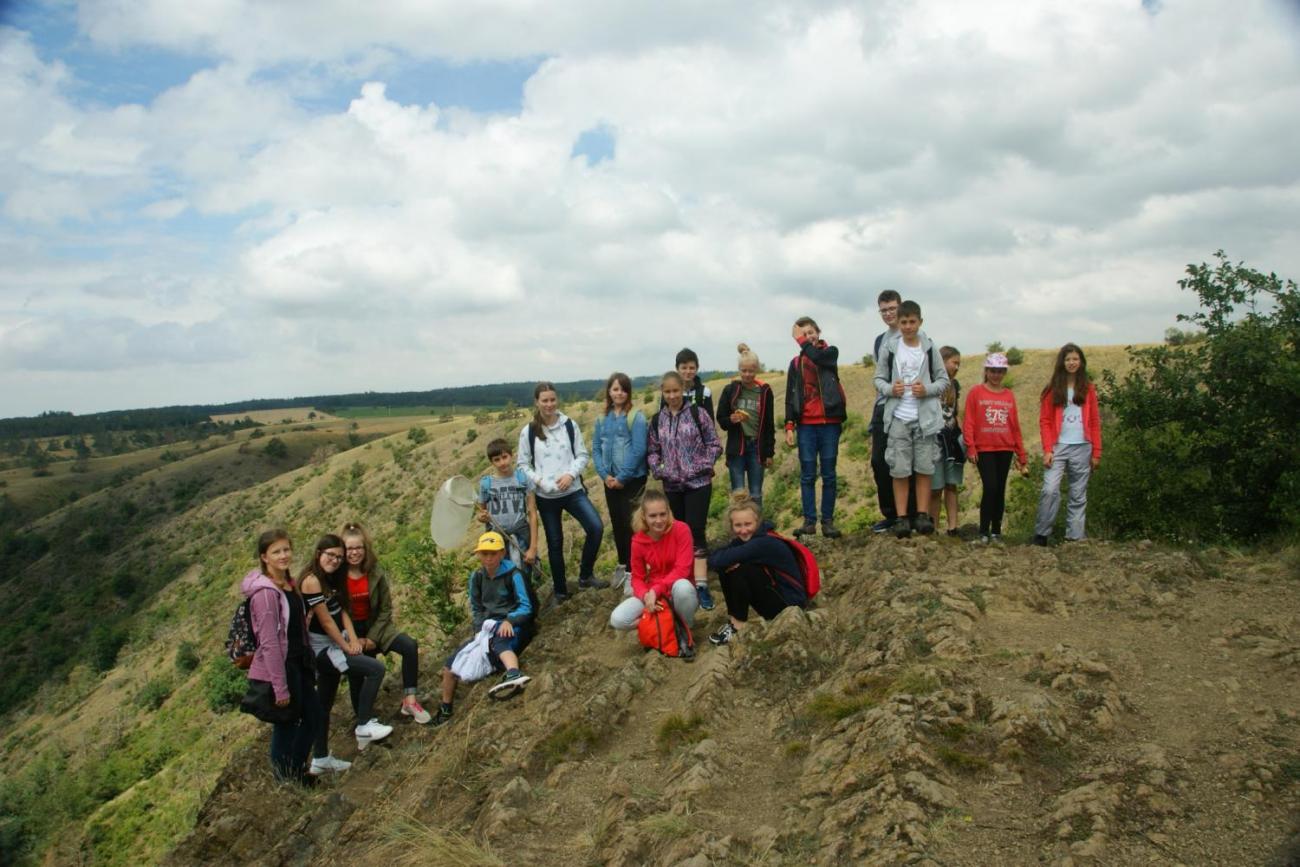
[650,403,710,443]
[527,419,576,469]
[226,599,258,669]
[478,565,542,634]
[637,602,695,659]
[765,530,821,600]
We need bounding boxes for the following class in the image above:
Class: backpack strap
[564,418,576,454]
[690,404,708,441]
[527,426,537,468]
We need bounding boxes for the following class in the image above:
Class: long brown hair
[299,534,347,598]
[603,372,633,414]
[530,381,558,442]
[340,522,378,575]
[1041,343,1090,407]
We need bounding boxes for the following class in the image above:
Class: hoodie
[872,331,950,437]
[468,558,534,632]
[629,520,696,599]
[707,522,807,608]
[517,413,590,499]
[241,569,310,703]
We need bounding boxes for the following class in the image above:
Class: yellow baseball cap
[475,531,506,552]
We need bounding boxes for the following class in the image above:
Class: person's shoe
[990,533,1003,544]
[913,513,935,535]
[821,522,843,539]
[978,534,991,544]
[946,528,960,538]
[696,584,715,610]
[355,719,393,750]
[792,521,817,538]
[871,518,895,534]
[554,589,571,603]
[893,517,912,539]
[610,566,628,591]
[431,704,454,727]
[579,575,611,590]
[488,669,531,700]
[401,699,432,724]
[309,754,352,775]
[709,623,738,646]
[1031,534,1049,547]
[679,644,696,662]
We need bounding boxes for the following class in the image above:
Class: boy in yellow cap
[432,531,536,725]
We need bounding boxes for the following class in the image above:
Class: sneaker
[355,719,393,750]
[488,669,531,700]
[990,533,1003,544]
[611,566,629,591]
[554,589,571,603]
[579,575,610,590]
[893,517,912,539]
[679,644,696,662]
[871,518,895,534]
[431,705,454,727]
[821,522,843,539]
[709,623,738,646]
[913,513,935,536]
[309,754,352,775]
[792,521,817,538]
[401,699,432,724]
[1031,534,1049,547]
[696,584,715,610]
[946,528,960,538]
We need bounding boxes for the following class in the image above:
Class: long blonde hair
[632,489,672,534]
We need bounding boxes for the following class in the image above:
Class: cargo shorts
[886,419,939,478]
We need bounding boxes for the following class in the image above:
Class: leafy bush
[1096,252,1299,542]
[199,656,246,713]
[465,429,478,444]
[89,625,128,672]
[388,532,469,636]
[986,341,1004,353]
[134,677,173,711]
[174,641,200,674]
[1005,346,1024,365]
[407,426,428,444]
[262,437,288,459]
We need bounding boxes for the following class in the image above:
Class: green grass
[654,712,707,754]
[331,405,494,419]
[536,721,603,769]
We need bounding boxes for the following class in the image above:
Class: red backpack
[637,603,696,659]
[766,530,821,600]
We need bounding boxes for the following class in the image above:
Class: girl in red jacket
[962,353,1027,543]
[607,490,699,637]
[1032,344,1102,545]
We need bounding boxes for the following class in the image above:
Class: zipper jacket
[517,413,589,499]
[647,404,722,492]
[242,569,310,703]
[784,337,847,429]
[716,379,776,461]
[630,520,695,598]
[872,330,950,437]
[1039,384,1102,461]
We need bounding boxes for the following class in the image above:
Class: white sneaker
[309,754,352,775]
[355,719,393,750]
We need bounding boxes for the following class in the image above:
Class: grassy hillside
[3,345,1297,866]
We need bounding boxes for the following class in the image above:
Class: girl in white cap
[961,352,1027,542]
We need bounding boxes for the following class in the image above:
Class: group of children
[243,305,1101,784]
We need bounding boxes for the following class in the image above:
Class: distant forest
[0,373,724,438]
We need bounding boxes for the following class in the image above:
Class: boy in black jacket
[784,317,848,538]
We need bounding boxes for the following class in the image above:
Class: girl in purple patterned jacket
[647,371,723,610]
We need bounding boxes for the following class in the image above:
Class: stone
[902,771,960,809]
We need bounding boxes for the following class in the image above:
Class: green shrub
[986,341,1004,353]
[199,656,246,713]
[174,641,200,674]
[89,625,128,672]
[1097,252,1300,542]
[407,426,428,444]
[134,677,173,711]
[262,437,288,459]
[1005,346,1024,366]
[388,532,468,636]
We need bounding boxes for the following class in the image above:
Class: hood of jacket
[241,569,279,598]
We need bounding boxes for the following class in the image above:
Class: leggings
[603,476,647,567]
[718,562,791,623]
[976,451,1014,535]
[666,484,711,561]
[315,649,385,757]
[353,622,420,692]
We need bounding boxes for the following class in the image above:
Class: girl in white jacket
[517,382,607,601]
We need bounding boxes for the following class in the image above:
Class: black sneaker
[871,518,895,534]
[792,521,817,538]
[578,575,610,590]
[488,669,531,701]
[709,623,738,646]
[1031,534,1049,547]
[946,528,960,538]
[431,705,454,727]
[893,517,913,539]
[678,644,696,662]
[554,589,571,603]
[821,522,842,539]
[913,513,935,535]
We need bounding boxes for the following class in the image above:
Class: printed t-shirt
[347,574,371,623]
[892,341,926,423]
[1057,387,1087,446]
[480,470,533,536]
[735,383,761,439]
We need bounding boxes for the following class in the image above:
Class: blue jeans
[270,657,324,782]
[536,488,604,594]
[797,423,841,523]
[726,438,765,509]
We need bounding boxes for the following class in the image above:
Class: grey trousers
[609,579,699,630]
[1034,442,1092,540]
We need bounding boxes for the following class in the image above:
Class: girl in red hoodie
[1032,344,1102,545]
[962,353,1027,542]
[607,490,699,638]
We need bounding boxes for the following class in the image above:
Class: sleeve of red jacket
[1038,392,1056,454]
[962,387,978,460]
[1011,396,1027,465]
[1086,386,1103,461]
[629,534,651,599]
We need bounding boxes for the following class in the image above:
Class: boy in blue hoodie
[432,532,535,726]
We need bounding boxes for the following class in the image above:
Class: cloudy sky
[2,0,1298,417]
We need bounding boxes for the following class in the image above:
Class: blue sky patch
[571,123,616,166]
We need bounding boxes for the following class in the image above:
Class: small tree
[263,437,288,459]
[986,341,1005,353]
[407,426,428,445]
[1005,347,1025,366]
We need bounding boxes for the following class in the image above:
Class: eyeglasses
[321,551,344,561]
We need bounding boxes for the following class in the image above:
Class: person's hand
[763,458,773,469]
[643,589,657,610]
[910,382,925,398]
[785,429,795,448]
[729,411,745,424]
[892,380,905,397]
[791,323,802,341]
[344,638,362,655]
[275,697,290,708]
[524,547,538,566]
[555,473,574,491]
[362,637,376,652]
[475,505,490,525]
[1090,456,1101,470]
[610,478,624,490]
[604,475,616,489]
[496,620,515,638]
[1043,451,1053,468]
[1017,459,1029,477]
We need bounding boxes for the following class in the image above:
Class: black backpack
[476,565,542,633]
[526,419,576,468]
